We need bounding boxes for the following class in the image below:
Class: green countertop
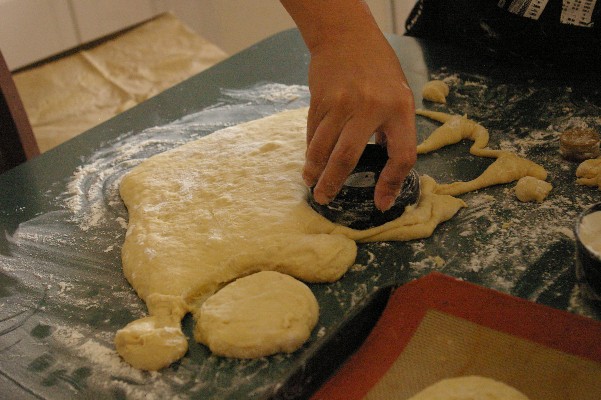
[1,29,600,399]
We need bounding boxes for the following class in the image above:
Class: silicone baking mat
[312,273,601,399]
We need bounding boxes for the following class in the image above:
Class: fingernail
[378,195,396,212]
[313,191,333,205]
[302,171,315,188]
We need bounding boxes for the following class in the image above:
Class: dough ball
[408,376,530,400]
[115,316,188,371]
[195,271,319,358]
[559,128,600,161]
[422,80,450,104]
[514,176,552,203]
[576,157,601,190]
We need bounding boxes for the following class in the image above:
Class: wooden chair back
[0,49,39,173]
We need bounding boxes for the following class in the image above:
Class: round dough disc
[408,376,530,400]
[195,271,319,358]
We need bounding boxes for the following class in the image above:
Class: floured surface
[1,76,600,399]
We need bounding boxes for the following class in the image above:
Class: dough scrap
[576,157,601,190]
[416,110,500,158]
[416,109,548,197]
[195,271,318,358]
[114,293,189,371]
[514,176,553,203]
[116,107,547,369]
[408,376,530,400]
[422,80,450,104]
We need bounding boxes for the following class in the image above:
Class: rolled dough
[116,107,547,370]
[408,376,530,400]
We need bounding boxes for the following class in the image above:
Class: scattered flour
[1,77,600,399]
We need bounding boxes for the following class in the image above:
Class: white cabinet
[0,0,79,69]
[0,0,159,70]
[70,0,158,42]
[0,0,413,70]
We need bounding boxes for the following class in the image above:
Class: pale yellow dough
[576,157,601,190]
[408,376,530,400]
[114,293,189,371]
[422,80,450,104]
[416,109,548,196]
[116,107,546,370]
[514,176,553,203]
[195,271,319,358]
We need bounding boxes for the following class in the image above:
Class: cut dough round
[195,271,319,358]
[408,376,530,400]
[422,80,450,104]
[514,176,552,203]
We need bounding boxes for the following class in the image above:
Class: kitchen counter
[1,29,600,399]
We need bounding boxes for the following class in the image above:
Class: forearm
[279,0,384,53]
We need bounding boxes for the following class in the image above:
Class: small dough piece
[416,110,548,196]
[579,211,601,255]
[115,294,189,370]
[559,128,600,161]
[437,153,547,196]
[416,110,501,158]
[422,80,450,104]
[195,271,319,358]
[576,157,601,190]
[514,176,553,203]
[408,376,530,400]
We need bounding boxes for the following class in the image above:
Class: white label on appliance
[561,0,597,27]
[502,0,550,20]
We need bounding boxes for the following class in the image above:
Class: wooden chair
[0,49,39,173]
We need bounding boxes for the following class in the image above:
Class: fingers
[374,137,417,211]
[306,96,417,211]
[375,101,417,211]
[303,105,348,188]
[309,115,375,205]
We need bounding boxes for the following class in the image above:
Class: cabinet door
[0,0,78,69]
[70,0,158,43]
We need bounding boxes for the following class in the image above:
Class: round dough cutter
[309,143,421,230]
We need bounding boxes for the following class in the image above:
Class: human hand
[303,28,417,211]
